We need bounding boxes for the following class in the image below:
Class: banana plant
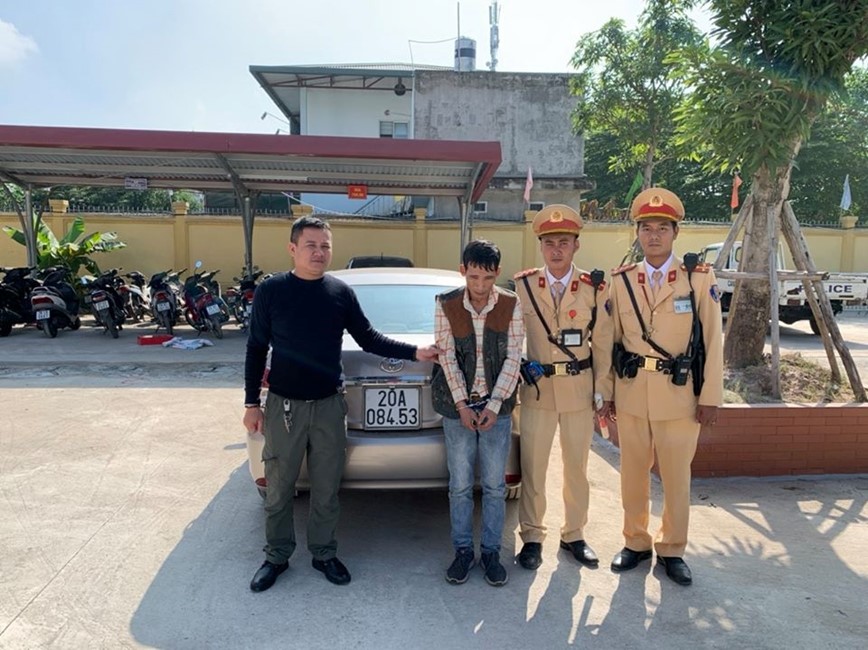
[3,214,126,276]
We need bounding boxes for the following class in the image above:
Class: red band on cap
[636,203,680,219]
[537,221,580,235]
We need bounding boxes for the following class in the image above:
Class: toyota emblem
[379,358,404,373]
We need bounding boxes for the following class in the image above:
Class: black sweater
[244,272,416,403]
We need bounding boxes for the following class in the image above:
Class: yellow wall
[2,211,868,282]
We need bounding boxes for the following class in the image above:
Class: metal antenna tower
[487,1,500,71]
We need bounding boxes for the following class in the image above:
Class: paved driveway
[0,319,866,648]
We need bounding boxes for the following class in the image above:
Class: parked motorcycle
[30,267,81,338]
[181,261,229,339]
[227,266,264,331]
[82,269,126,339]
[147,268,185,335]
[0,266,39,336]
[119,270,149,322]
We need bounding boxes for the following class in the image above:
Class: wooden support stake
[768,203,782,399]
[714,270,827,281]
[782,202,865,399]
[713,196,753,273]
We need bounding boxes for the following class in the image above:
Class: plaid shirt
[434,288,524,414]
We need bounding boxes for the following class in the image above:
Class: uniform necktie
[552,280,565,308]
[651,270,663,301]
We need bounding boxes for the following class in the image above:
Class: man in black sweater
[244,216,438,592]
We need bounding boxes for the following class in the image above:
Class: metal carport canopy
[0,124,502,270]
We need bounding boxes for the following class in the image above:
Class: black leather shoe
[517,542,543,570]
[610,547,653,572]
[250,560,288,592]
[658,556,692,586]
[559,539,599,567]
[312,557,352,585]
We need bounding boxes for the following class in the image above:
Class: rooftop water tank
[454,37,476,71]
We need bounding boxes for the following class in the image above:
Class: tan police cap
[532,204,583,237]
[630,187,685,223]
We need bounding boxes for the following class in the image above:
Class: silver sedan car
[246,267,522,498]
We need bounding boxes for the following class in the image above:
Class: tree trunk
[642,146,654,190]
[723,152,798,367]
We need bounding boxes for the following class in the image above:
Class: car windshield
[353,284,457,334]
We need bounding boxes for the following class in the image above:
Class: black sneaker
[481,551,508,586]
[445,548,475,584]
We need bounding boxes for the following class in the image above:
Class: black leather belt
[541,358,592,377]
[637,356,674,373]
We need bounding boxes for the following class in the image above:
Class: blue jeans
[443,414,511,554]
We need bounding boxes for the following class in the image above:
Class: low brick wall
[693,403,868,477]
[602,403,868,477]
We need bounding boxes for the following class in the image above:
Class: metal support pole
[24,185,36,267]
[459,199,469,262]
[242,195,254,276]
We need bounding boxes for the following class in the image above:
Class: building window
[473,201,488,213]
[379,121,409,139]
[529,201,545,211]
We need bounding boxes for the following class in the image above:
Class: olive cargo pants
[261,391,347,564]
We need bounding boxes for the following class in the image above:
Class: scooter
[30,267,81,338]
[228,267,264,331]
[182,261,229,339]
[82,269,126,339]
[147,268,186,335]
[0,266,39,336]
[119,270,149,322]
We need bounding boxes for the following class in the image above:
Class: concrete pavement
[0,317,866,648]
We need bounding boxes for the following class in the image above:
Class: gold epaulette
[610,263,637,276]
[681,262,712,273]
[579,272,607,291]
[513,268,539,280]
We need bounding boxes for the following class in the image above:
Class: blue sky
[0,0,709,134]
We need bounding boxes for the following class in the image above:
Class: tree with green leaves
[674,0,868,368]
[3,214,126,276]
[789,66,868,220]
[0,185,203,213]
[569,0,702,192]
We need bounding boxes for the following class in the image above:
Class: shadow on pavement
[129,461,868,648]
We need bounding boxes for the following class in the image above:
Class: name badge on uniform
[673,297,693,314]
[560,329,583,347]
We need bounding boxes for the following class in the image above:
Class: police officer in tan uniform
[514,204,612,570]
[597,187,723,586]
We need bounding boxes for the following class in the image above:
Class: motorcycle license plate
[245,305,252,316]
[95,300,110,311]
[156,302,171,312]
[205,303,221,315]
[36,309,50,320]
[363,387,421,430]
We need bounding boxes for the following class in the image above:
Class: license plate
[364,387,421,430]
[245,305,252,316]
[156,302,171,312]
[95,300,110,311]
[36,309,50,320]
[205,303,220,315]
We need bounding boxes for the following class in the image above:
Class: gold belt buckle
[553,362,568,376]
[643,356,659,372]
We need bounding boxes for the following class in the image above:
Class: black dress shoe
[610,547,653,572]
[517,542,543,570]
[559,539,599,567]
[312,557,352,585]
[250,560,288,592]
[658,556,692,586]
